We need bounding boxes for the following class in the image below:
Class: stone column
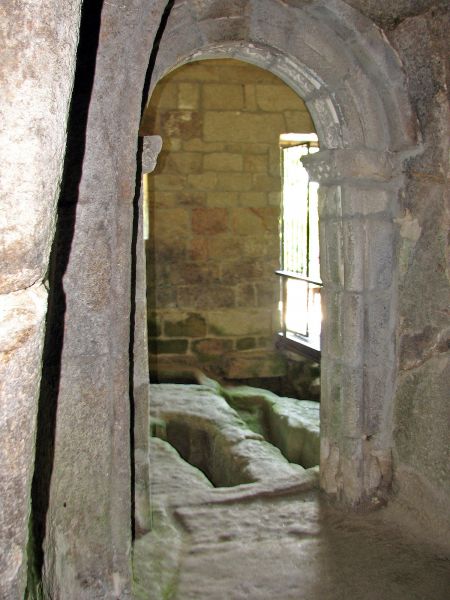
[302,148,401,506]
[0,2,82,598]
[134,136,162,534]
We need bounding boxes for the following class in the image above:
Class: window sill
[276,332,321,362]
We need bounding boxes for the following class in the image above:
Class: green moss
[25,513,43,600]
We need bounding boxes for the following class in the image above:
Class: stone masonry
[140,59,315,380]
[0,1,449,598]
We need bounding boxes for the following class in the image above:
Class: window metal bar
[274,270,322,287]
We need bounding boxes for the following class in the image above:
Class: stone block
[320,219,344,286]
[226,143,269,155]
[204,153,243,172]
[236,337,257,350]
[147,312,162,338]
[170,263,215,286]
[365,289,394,368]
[342,218,365,292]
[207,234,244,260]
[155,285,177,307]
[268,146,281,177]
[204,111,285,143]
[164,313,207,338]
[231,207,278,236]
[284,110,315,133]
[153,173,185,191]
[365,218,394,290]
[235,283,256,307]
[251,173,281,192]
[192,208,228,235]
[187,172,218,190]
[244,84,257,111]
[207,308,271,336]
[341,365,364,437]
[182,139,225,152]
[243,234,279,259]
[268,192,281,207]
[239,192,268,207]
[162,110,202,140]
[342,292,364,368]
[189,0,248,21]
[220,259,265,285]
[177,285,235,310]
[216,173,253,192]
[191,338,234,361]
[171,62,221,82]
[320,289,342,360]
[154,208,190,241]
[256,282,278,307]
[223,350,287,379]
[165,152,203,174]
[341,187,390,217]
[203,84,244,110]
[150,191,177,208]
[318,185,342,220]
[190,237,209,261]
[162,137,182,152]
[243,154,268,173]
[148,81,178,111]
[206,191,238,208]
[256,84,306,111]
[177,191,207,208]
[178,83,199,109]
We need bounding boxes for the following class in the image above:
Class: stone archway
[145,0,418,506]
[35,1,419,597]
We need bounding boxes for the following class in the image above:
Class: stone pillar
[302,149,400,506]
[134,136,162,534]
[0,2,82,598]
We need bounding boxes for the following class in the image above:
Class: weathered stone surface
[0,1,82,597]
[203,152,243,172]
[192,207,228,234]
[39,1,170,597]
[0,284,48,599]
[164,313,207,338]
[204,111,285,143]
[0,1,82,296]
[150,383,308,485]
[224,350,286,379]
[203,83,245,109]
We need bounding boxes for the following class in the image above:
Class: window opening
[276,133,322,359]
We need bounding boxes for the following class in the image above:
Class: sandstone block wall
[141,59,315,380]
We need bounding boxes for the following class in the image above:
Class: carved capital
[301,148,396,185]
[142,135,163,174]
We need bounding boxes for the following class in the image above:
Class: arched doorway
[144,0,417,506]
[39,1,419,596]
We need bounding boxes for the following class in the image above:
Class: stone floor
[133,384,450,600]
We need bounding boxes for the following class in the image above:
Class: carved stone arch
[146,0,419,505]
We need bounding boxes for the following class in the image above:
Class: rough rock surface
[150,383,311,486]
[0,1,82,597]
[134,436,450,600]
